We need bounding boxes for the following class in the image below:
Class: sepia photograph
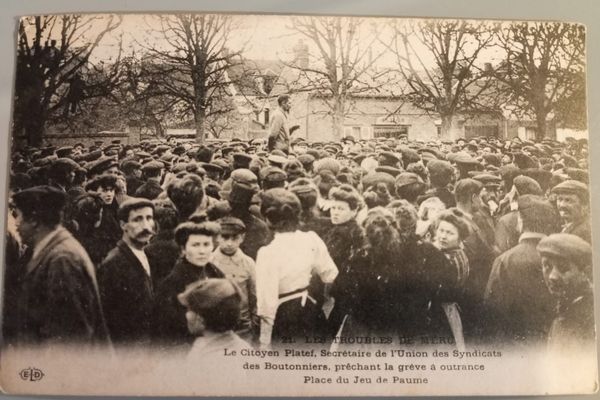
[0,4,597,396]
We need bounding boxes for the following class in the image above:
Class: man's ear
[119,220,126,231]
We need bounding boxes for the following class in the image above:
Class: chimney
[293,39,309,69]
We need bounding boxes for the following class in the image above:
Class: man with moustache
[550,180,591,243]
[97,198,156,345]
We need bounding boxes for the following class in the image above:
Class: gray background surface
[0,0,599,399]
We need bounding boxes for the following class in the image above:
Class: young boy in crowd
[178,278,249,360]
[210,217,257,341]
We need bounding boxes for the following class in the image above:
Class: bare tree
[14,15,122,146]
[286,16,392,140]
[139,14,245,144]
[494,22,586,139]
[389,19,499,139]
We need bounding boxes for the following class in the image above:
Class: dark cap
[12,185,67,219]
[219,217,246,235]
[203,163,224,175]
[233,153,253,169]
[142,160,165,173]
[297,154,316,169]
[513,175,543,196]
[85,174,118,191]
[55,146,73,158]
[537,233,592,266]
[121,160,142,173]
[260,166,287,183]
[177,278,242,314]
[88,156,118,177]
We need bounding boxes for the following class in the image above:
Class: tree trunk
[24,110,45,147]
[440,114,454,141]
[331,99,345,141]
[535,111,547,140]
[195,107,206,145]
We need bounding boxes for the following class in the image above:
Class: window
[373,124,409,139]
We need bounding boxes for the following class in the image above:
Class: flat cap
[513,175,543,196]
[121,160,142,172]
[231,168,258,187]
[219,217,246,235]
[177,278,241,313]
[267,154,288,168]
[472,173,502,187]
[233,152,253,169]
[375,166,402,177]
[117,197,155,221]
[297,154,316,168]
[395,172,424,188]
[142,160,165,172]
[202,162,224,175]
[85,173,118,191]
[55,146,73,158]
[551,179,588,201]
[88,156,118,176]
[12,185,67,215]
[537,233,592,266]
[260,166,287,183]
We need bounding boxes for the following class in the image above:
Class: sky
[18,13,583,73]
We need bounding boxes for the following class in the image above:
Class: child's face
[185,310,205,335]
[183,234,214,267]
[218,233,245,256]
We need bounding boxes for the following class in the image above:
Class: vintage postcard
[0,11,597,396]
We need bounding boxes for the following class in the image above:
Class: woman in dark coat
[152,221,225,350]
[325,184,366,335]
[340,203,457,342]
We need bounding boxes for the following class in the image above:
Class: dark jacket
[231,207,272,260]
[323,219,365,271]
[145,229,181,287]
[494,210,519,253]
[325,219,365,327]
[96,201,121,260]
[97,240,154,344]
[13,227,109,345]
[298,211,330,239]
[418,186,456,209]
[341,239,455,338]
[548,290,595,351]
[153,258,225,348]
[484,233,556,345]
[126,174,145,196]
[563,217,592,244]
[135,179,163,201]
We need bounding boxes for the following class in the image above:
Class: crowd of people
[2,98,595,357]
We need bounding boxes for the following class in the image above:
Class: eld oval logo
[19,367,44,382]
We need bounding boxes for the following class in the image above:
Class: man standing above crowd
[97,198,156,345]
[268,94,292,153]
[9,186,109,346]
